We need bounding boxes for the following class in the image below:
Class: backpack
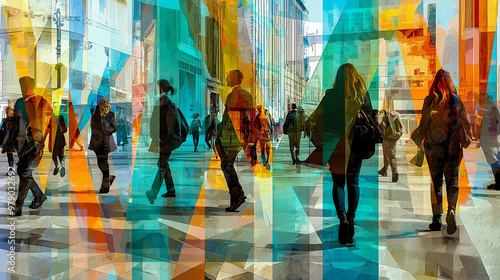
[190,119,202,134]
[384,116,403,141]
[168,105,189,150]
[351,107,383,159]
[283,111,295,134]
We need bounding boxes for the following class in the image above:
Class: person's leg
[52,153,59,175]
[161,152,175,195]
[288,133,296,163]
[488,160,500,189]
[346,156,362,220]
[444,149,461,234]
[379,141,389,176]
[205,134,211,149]
[425,145,445,230]
[7,152,14,168]
[260,139,266,162]
[388,141,398,181]
[95,148,110,189]
[295,135,301,162]
[331,172,349,244]
[425,146,445,216]
[147,155,165,203]
[265,140,271,165]
[14,153,32,213]
[28,177,46,208]
[195,134,200,151]
[221,155,246,211]
[331,173,347,220]
[59,154,66,177]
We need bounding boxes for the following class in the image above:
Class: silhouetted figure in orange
[215,70,256,212]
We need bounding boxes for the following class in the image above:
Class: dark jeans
[193,134,200,151]
[260,139,270,163]
[215,141,245,200]
[424,142,461,215]
[288,133,301,161]
[16,150,43,210]
[149,152,175,198]
[52,154,64,167]
[94,147,110,187]
[331,155,363,220]
[381,140,397,174]
[7,152,14,168]
[221,156,244,199]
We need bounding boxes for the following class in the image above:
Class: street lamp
[53,8,64,88]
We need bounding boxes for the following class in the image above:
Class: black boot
[339,218,349,245]
[429,214,442,231]
[494,172,500,190]
[446,209,456,234]
[347,217,355,244]
[226,188,246,212]
[392,173,399,183]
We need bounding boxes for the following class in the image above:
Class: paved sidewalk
[0,135,498,279]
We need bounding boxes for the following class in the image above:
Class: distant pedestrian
[204,109,220,150]
[283,104,304,164]
[378,99,403,182]
[89,96,117,194]
[1,106,16,174]
[190,113,203,152]
[117,116,129,150]
[256,105,271,168]
[46,114,67,177]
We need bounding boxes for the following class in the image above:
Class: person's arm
[458,97,471,135]
[419,96,432,138]
[60,116,68,133]
[166,103,177,141]
[150,103,159,141]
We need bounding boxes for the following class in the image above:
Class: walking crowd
[2,64,499,246]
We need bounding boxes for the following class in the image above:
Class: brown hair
[429,69,456,107]
[333,63,367,105]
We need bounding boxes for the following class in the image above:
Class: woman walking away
[413,69,471,234]
[89,96,118,194]
[190,113,202,152]
[305,63,378,245]
[378,99,403,182]
[46,114,68,177]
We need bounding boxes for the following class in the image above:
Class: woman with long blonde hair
[306,63,375,245]
[415,69,471,234]
[378,99,403,182]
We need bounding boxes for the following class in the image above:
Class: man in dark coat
[146,79,177,204]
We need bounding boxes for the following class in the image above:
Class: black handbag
[351,107,383,159]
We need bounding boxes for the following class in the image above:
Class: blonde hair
[381,99,395,114]
[333,63,367,105]
[6,106,14,117]
[98,96,111,118]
